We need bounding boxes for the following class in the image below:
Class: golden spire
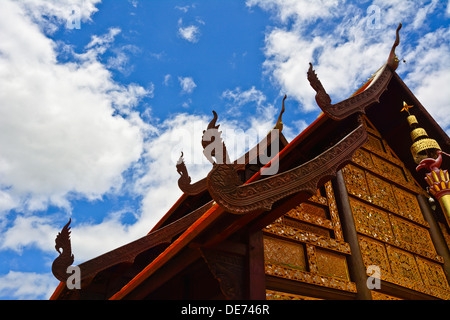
[401,101,413,114]
[402,101,441,164]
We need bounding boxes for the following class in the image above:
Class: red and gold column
[422,163,450,226]
[402,102,450,226]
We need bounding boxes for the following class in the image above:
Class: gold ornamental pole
[421,165,450,227]
[402,102,450,226]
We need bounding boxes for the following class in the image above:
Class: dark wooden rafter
[206,115,368,215]
[307,23,402,121]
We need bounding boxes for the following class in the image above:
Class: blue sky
[0,0,449,299]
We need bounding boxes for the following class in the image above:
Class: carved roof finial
[387,23,402,71]
[274,95,287,132]
[52,219,74,283]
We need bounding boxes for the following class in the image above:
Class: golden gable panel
[263,183,356,296]
[365,134,385,153]
[315,248,350,281]
[366,172,398,212]
[416,256,449,290]
[386,245,423,287]
[371,154,407,184]
[342,164,371,201]
[389,214,438,260]
[263,237,306,271]
[349,197,394,242]
[345,120,450,298]
[358,235,392,277]
[392,185,427,226]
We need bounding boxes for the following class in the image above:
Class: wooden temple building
[50,24,450,300]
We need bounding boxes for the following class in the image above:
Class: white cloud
[129,0,138,8]
[403,27,450,133]
[0,110,277,261]
[86,27,121,50]
[177,18,201,43]
[178,25,201,43]
[246,0,341,26]
[163,74,172,86]
[222,86,267,108]
[0,1,150,212]
[175,5,195,13]
[0,216,57,253]
[0,271,58,300]
[247,0,449,126]
[15,0,101,34]
[178,76,197,94]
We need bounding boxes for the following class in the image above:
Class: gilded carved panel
[266,290,322,300]
[342,164,371,201]
[263,237,306,271]
[349,197,394,243]
[351,148,374,170]
[416,256,449,290]
[365,134,385,153]
[346,117,450,299]
[366,172,398,212]
[389,214,437,260]
[288,202,327,219]
[315,248,350,281]
[358,235,392,278]
[386,245,423,287]
[371,154,407,184]
[392,186,428,226]
[371,291,402,300]
[282,218,330,237]
[263,183,355,295]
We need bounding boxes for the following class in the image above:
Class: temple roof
[50,23,450,300]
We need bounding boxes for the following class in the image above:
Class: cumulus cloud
[246,0,341,26]
[247,0,450,135]
[15,0,101,34]
[0,271,58,300]
[177,18,201,43]
[178,76,197,94]
[403,27,450,134]
[0,1,150,213]
[222,86,267,108]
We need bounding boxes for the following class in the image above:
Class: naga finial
[202,111,230,165]
[307,63,332,108]
[387,23,402,71]
[52,219,74,283]
[274,95,286,132]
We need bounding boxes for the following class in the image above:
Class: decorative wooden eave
[50,201,214,300]
[50,99,291,300]
[307,23,402,121]
[206,117,367,215]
